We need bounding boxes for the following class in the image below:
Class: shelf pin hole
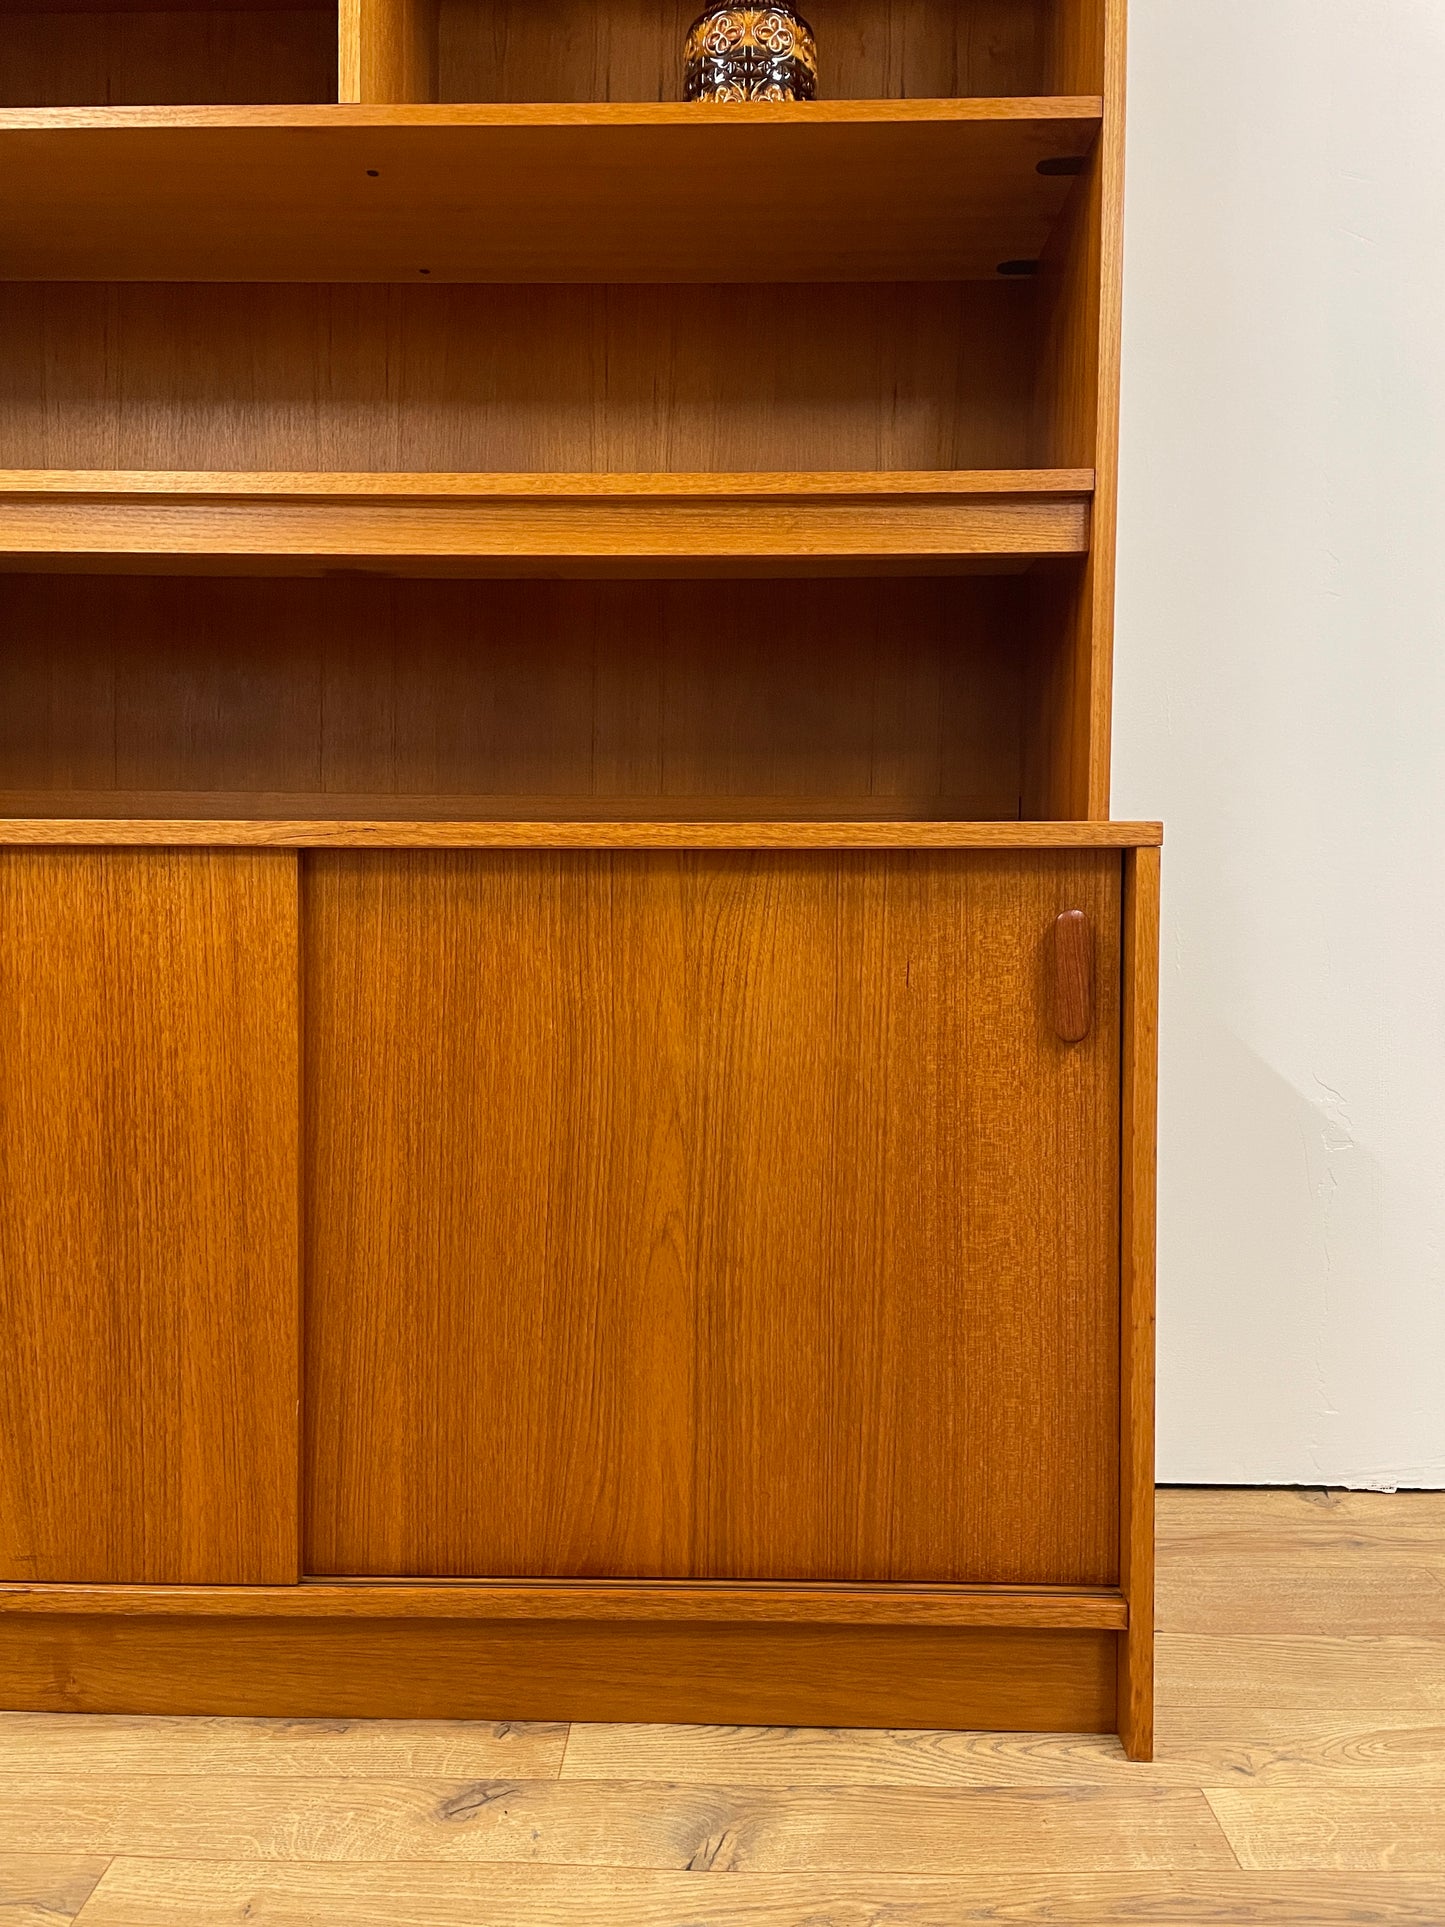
[1037,155,1086,177]
[997,259,1040,277]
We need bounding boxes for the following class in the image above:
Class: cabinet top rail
[0,821,1164,850]
[0,97,1103,133]
[0,469,1095,501]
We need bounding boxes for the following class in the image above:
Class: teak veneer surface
[0,820,1163,846]
[0,849,299,1585]
[0,5,336,108]
[0,102,1102,282]
[0,281,1047,474]
[0,574,1037,822]
[0,468,1092,572]
[303,848,1121,1583]
[0,1583,1129,1628]
[426,0,1071,105]
[0,469,1096,496]
[0,0,1155,1747]
[0,1618,1118,1729]
[1120,845,1160,1757]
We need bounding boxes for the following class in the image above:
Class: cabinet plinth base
[1,1615,1118,1737]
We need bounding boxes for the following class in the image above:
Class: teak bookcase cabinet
[0,0,1158,1757]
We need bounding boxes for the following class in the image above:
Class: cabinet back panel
[0,574,1027,819]
[0,282,1039,472]
[0,8,337,106]
[436,0,1055,103]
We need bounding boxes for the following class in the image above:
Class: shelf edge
[0,820,1165,849]
[0,1580,1128,1629]
[0,97,1107,134]
[0,468,1097,501]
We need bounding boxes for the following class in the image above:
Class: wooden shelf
[0,469,1092,575]
[0,99,1102,283]
[0,1581,1128,1630]
[0,819,1164,849]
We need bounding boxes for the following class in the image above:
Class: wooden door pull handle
[1052,909,1093,1042]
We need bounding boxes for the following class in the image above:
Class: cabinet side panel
[1118,843,1158,1758]
[0,850,300,1584]
[1031,0,1125,818]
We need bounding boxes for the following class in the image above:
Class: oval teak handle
[1052,909,1093,1042]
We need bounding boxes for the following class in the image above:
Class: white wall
[1114,0,1445,1485]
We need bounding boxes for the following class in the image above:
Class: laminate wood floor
[1,1488,1442,1925]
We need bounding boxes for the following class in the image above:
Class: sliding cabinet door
[0,850,300,1584]
[304,848,1120,1584]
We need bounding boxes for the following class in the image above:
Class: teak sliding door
[303,847,1122,1585]
[0,850,300,1584]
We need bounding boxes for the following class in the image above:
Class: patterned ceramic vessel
[684,4,817,102]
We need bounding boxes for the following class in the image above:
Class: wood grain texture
[1153,1710,1445,1786]
[0,1772,1228,1871]
[11,1497,1445,1914]
[0,1618,1118,1728]
[0,822,1163,848]
[559,1707,1445,1790]
[1119,845,1160,1758]
[1051,906,1092,1039]
[435,0,1059,105]
[1157,1486,1445,1554]
[0,850,300,1585]
[0,103,1101,283]
[0,494,1087,570]
[7,1496,1445,1922]
[58,1863,1445,1927]
[1030,0,1124,818]
[1205,1789,1445,1872]
[0,7,336,109]
[0,1855,109,1927]
[0,468,1096,498]
[0,469,1091,572]
[1158,1633,1445,1713]
[0,574,1036,823]
[0,1583,1129,1628]
[302,848,1120,1583]
[0,281,1043,473]
[340,0,435,104]
[0,1711,567,1778]
[1159,1559,1445,1636]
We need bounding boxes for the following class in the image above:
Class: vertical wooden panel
[303,850,696,1578]
[1118,843,1159,1759]
[304,849,1120,1587]
[0,282,1039,476]
[0,7,337,109]
[0,575,1027,822]
[691,849,1121,1585]
[0,850,300,1584]
[1031,0,1126,820]
[339,0,435,103]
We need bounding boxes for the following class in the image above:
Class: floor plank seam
[1199,1787,1247,1871]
